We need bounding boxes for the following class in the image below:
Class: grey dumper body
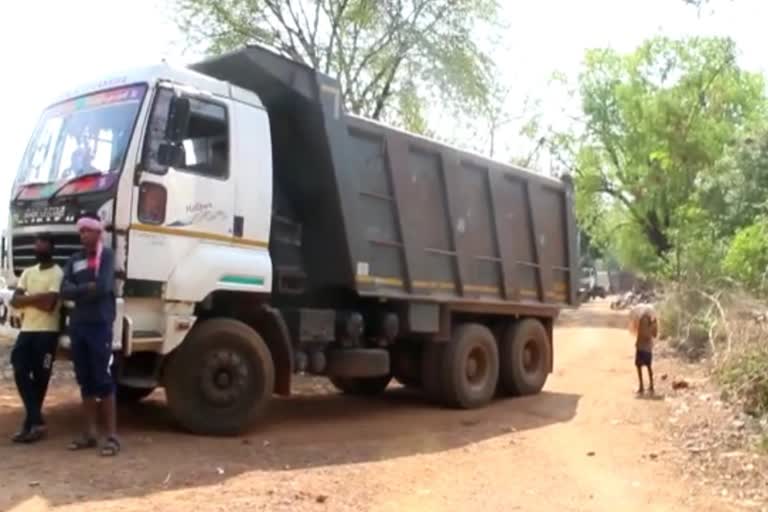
[194,46,578,313]
[187,46,578,430]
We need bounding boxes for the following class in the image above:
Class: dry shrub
[715,310,768,417]
[658,288,719,360]
[660,286,768,418]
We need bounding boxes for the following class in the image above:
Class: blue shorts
[635,349,653,367]
[70,323,114,399]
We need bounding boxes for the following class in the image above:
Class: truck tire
[394,373,420,388]
[391,343,422,388]
[330,375,392,396]
[421,342,448,404]
[116,385,155,404]
[164,318,275,436]
[498,319,551,396]
[440,323,499,409]
[325,348,389,378]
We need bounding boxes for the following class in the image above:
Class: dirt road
[0,303,739,512]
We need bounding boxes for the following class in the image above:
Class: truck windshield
[15,84,147,193]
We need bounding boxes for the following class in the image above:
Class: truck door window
[144,89,229,179]
[179,99,228,179]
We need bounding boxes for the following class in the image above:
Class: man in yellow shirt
[9,233,63,443]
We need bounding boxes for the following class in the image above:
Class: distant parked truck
[4,45,579,434]
[0,229,21,336]
[578,267,608,301]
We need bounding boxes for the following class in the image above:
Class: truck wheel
[116,385,155,404]
[498,319,551,396]
[394,373,421,388]
[164,318,275,436]
[441,323,499,409]
[391,343,422,388]
[330,375,392,396]
[325,348,390,378]
[421,342,448,404]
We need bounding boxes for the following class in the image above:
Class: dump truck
[5,45,578,434]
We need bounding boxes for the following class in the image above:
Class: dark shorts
[70,323,114,399]
[11,331,59,371]
[635,349,653,367]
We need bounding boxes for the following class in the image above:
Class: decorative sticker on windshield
[15,182,59,200]
[49,85,145,116]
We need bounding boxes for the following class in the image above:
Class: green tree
[174,0,499,132]
[567,37,764,271]
[697,121,768,235]
[723,218,768,292]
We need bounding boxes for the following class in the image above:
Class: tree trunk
[643,212,672,259]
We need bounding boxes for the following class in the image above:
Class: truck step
[118,376,158,389]
[133,330,162,338]
[131,330,163,352]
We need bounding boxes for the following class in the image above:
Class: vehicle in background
[578,267,608,301]
[0,229,21,338]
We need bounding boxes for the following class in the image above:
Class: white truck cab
[13,67,273,331]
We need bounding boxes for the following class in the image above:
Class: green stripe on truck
[220,275,265,286]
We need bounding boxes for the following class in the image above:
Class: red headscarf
[76,216,104,275]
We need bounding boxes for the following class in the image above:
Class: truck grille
[12,233,82,276]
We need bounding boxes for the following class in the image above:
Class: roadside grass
[715,344,768,419]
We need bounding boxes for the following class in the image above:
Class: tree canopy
[564,36,765,282]
[175,0,499,132]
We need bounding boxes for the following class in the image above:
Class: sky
[0,0,766,226]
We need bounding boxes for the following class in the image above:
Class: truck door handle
[233,216,244,237]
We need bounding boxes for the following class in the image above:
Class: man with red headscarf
[61,212,120,456]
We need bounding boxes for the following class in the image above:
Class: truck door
[128,85,235,286]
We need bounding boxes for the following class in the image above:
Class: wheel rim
[465,345,490,388]
[522,339,542,374]
[200,348,250,406]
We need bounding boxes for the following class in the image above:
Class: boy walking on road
[9,233,63,443]
[61,213,120,456]
[631,305,658,395]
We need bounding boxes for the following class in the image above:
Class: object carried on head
[628,303,657,336]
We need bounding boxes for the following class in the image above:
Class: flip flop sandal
[100,437,121,457]
[68,435,98,451]
[11,427,31,444]
[22,426,48,444]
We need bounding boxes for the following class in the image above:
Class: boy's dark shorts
[70,322,114,399]
[635,349,653,367]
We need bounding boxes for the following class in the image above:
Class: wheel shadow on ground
[0,381,580,509]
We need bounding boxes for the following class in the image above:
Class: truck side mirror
[156,143,185,168]
[165,96,191,143]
